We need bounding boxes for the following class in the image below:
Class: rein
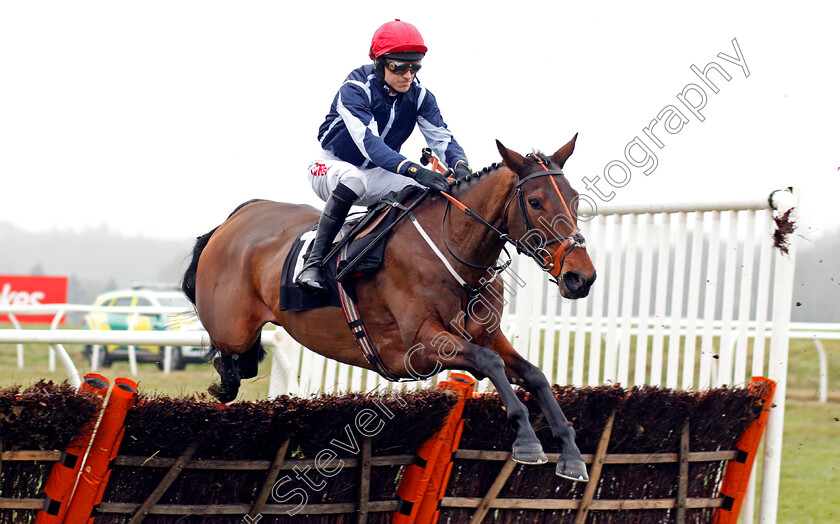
[440,191,512,271]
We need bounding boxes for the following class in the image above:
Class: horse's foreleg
[235,334,265,380]
[410,324,547,465]
[203,315,266,402]
[208,351,241,403]
[492,333,588,481]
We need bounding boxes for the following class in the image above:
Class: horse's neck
[445,169,518,268]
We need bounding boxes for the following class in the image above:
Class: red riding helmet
[369,19,427,60]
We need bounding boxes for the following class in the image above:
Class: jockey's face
[382,63,417,93]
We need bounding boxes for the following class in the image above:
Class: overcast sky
[2,1,838,244]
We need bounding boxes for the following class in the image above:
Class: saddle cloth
[278,186,425,312]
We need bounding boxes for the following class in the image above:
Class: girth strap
[335,245,409,382]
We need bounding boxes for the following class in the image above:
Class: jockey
[296,19,472,293]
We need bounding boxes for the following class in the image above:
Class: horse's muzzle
[560,270,596,299]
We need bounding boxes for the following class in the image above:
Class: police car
[82,284,204,370]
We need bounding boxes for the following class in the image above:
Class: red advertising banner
[0,275,69,324]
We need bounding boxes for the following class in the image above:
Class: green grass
[763,399,840,523]
[0,334,274,401]
[535,331,839,396]
[1,327,838,522]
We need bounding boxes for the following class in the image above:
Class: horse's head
[496,134,597,299]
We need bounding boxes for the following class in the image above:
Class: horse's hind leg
[494,333,588,481]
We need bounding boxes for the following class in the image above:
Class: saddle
[279,185,427,312]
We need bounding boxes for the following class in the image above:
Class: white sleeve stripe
[343,79,372,102]
[336,93,372,161]
[380,104,397,140]
[319,116,343,144]
[417,115,454,165]
[367,118,380,137]
[416,86,427,110]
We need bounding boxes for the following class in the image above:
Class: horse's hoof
[512,441,548,465]
[556,455,589,482]
[208,382,238,403]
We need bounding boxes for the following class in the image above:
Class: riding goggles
[386,60,422,74]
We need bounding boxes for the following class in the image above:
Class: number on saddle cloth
[278,185,426,312]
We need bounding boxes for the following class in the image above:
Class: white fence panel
[634,213,654,386]
[587,218,607,386]
[665,212,687,389]
[603,214,624,384]
[734,210,757,386]
[650,213,671,386]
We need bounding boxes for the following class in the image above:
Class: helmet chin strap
[373,57,386,82]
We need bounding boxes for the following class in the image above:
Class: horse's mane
[450,149,563,195]
[449,161,505,195]
[477,162,505,175]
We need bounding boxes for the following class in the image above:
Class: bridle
[438,153,586,285]
[506,153,586,279]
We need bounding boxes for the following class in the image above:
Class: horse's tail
[181,198,267,305]
[181,227,217,305]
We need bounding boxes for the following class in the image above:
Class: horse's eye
[528,198,543,210]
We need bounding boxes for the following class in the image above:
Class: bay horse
[182,135,597,481]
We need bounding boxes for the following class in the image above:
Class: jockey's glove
[453,160,473,181]
[403,162,452,193]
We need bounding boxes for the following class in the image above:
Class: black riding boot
[295,183,357,292]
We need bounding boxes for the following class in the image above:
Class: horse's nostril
[563,271,585,291]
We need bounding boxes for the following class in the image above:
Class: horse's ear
[496,140,528,173]
[550,133,578,168]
